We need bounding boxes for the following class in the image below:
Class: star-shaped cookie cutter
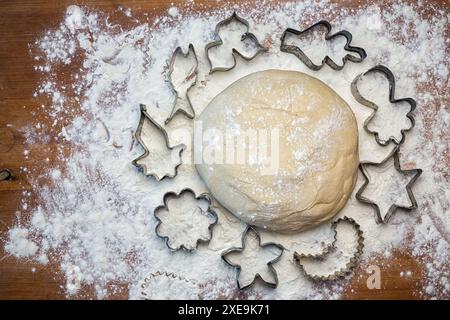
[221,226,284,290]
[280,20,367,71]
[132,104,185,181]
[355,146,423,224]
[294,216,364,281]
[154,188,218,251]
[351,65,417,146]
[165,44,199,124]
[205,12,267,73]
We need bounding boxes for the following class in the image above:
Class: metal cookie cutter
[280,20,367,71]
[132,104,185,181]
[165,44,199,124]
[356,146,423,224]
[351,65,417,146]
[141,271,198,299]
[294,216,364,281]
[154,188,218,251]
[205,12,267,73]
[221,226,284,290]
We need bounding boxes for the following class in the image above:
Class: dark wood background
[0,0,448,299]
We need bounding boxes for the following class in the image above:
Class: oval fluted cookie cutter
[154,188,218,252]
[280,20,367,71]
[140,271,199,299]
[205,12,267,73]
[355,146,423,224]
[294,216,364,281]
[351,65,417,146]
[221,226,284,290]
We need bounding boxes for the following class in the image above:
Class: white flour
[2,1,449,299]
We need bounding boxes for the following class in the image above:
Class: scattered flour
[2,1,449,299]
[168,6,180,18]
[4,228,38,258]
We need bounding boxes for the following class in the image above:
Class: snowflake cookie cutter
[221,226,284,290]
[205,12,268,73]
[351,65,417,146]
[132,104,185,181]
[355,146,423,224]
[294,216,364,281]
[280,20,367,71]
[154,188,218,252]
[165,44,199,124]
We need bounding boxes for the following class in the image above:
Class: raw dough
[195,69,358,233]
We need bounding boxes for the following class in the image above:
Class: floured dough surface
[195,69,358,233]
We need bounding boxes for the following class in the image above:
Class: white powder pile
[2,1,449,299]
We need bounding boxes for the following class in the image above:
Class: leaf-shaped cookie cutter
[294,216,364,281]
[351,65,417,146]
[132,104,185,181]
[165,44,199,124]
[205,12,267,73]
[355,146,422,224]
[140,271,198,299]
[221,226,284,290]
[280,20,367,71]
[154,188,218,252]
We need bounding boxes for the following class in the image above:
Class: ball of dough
[195,69,358,233]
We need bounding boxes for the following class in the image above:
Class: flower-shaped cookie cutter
[280,20,367,71]
[355,146,422,224]
[165,44,199,124]
[221,226,284,290]
[351,65,417,146]
[205,12,267,73]
[294,216,364,281]
[132,104,185,181]
[154,188,218,251]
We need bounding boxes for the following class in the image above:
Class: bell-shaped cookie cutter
[205,12,267,73]
[280,20,367,71]
[355,146,423,224]
[294,216,364,281]
[132,104,185,181]
[351,65,417,146]
[154,188,218,251]
[221,226,284,290]
[165,44,199,124]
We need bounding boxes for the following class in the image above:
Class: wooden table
[0,0,448,299]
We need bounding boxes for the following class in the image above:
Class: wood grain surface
[0,0,448,300]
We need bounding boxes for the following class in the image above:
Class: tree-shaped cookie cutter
[154,188,218,251]
[351,65,417,146]
[294,216,364,281]
[132,104,185,181]
[355,146,422,224]
[221,226,284,290]
[165,44,199,124]
[280,20,367,71]
[205,12,267,73]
